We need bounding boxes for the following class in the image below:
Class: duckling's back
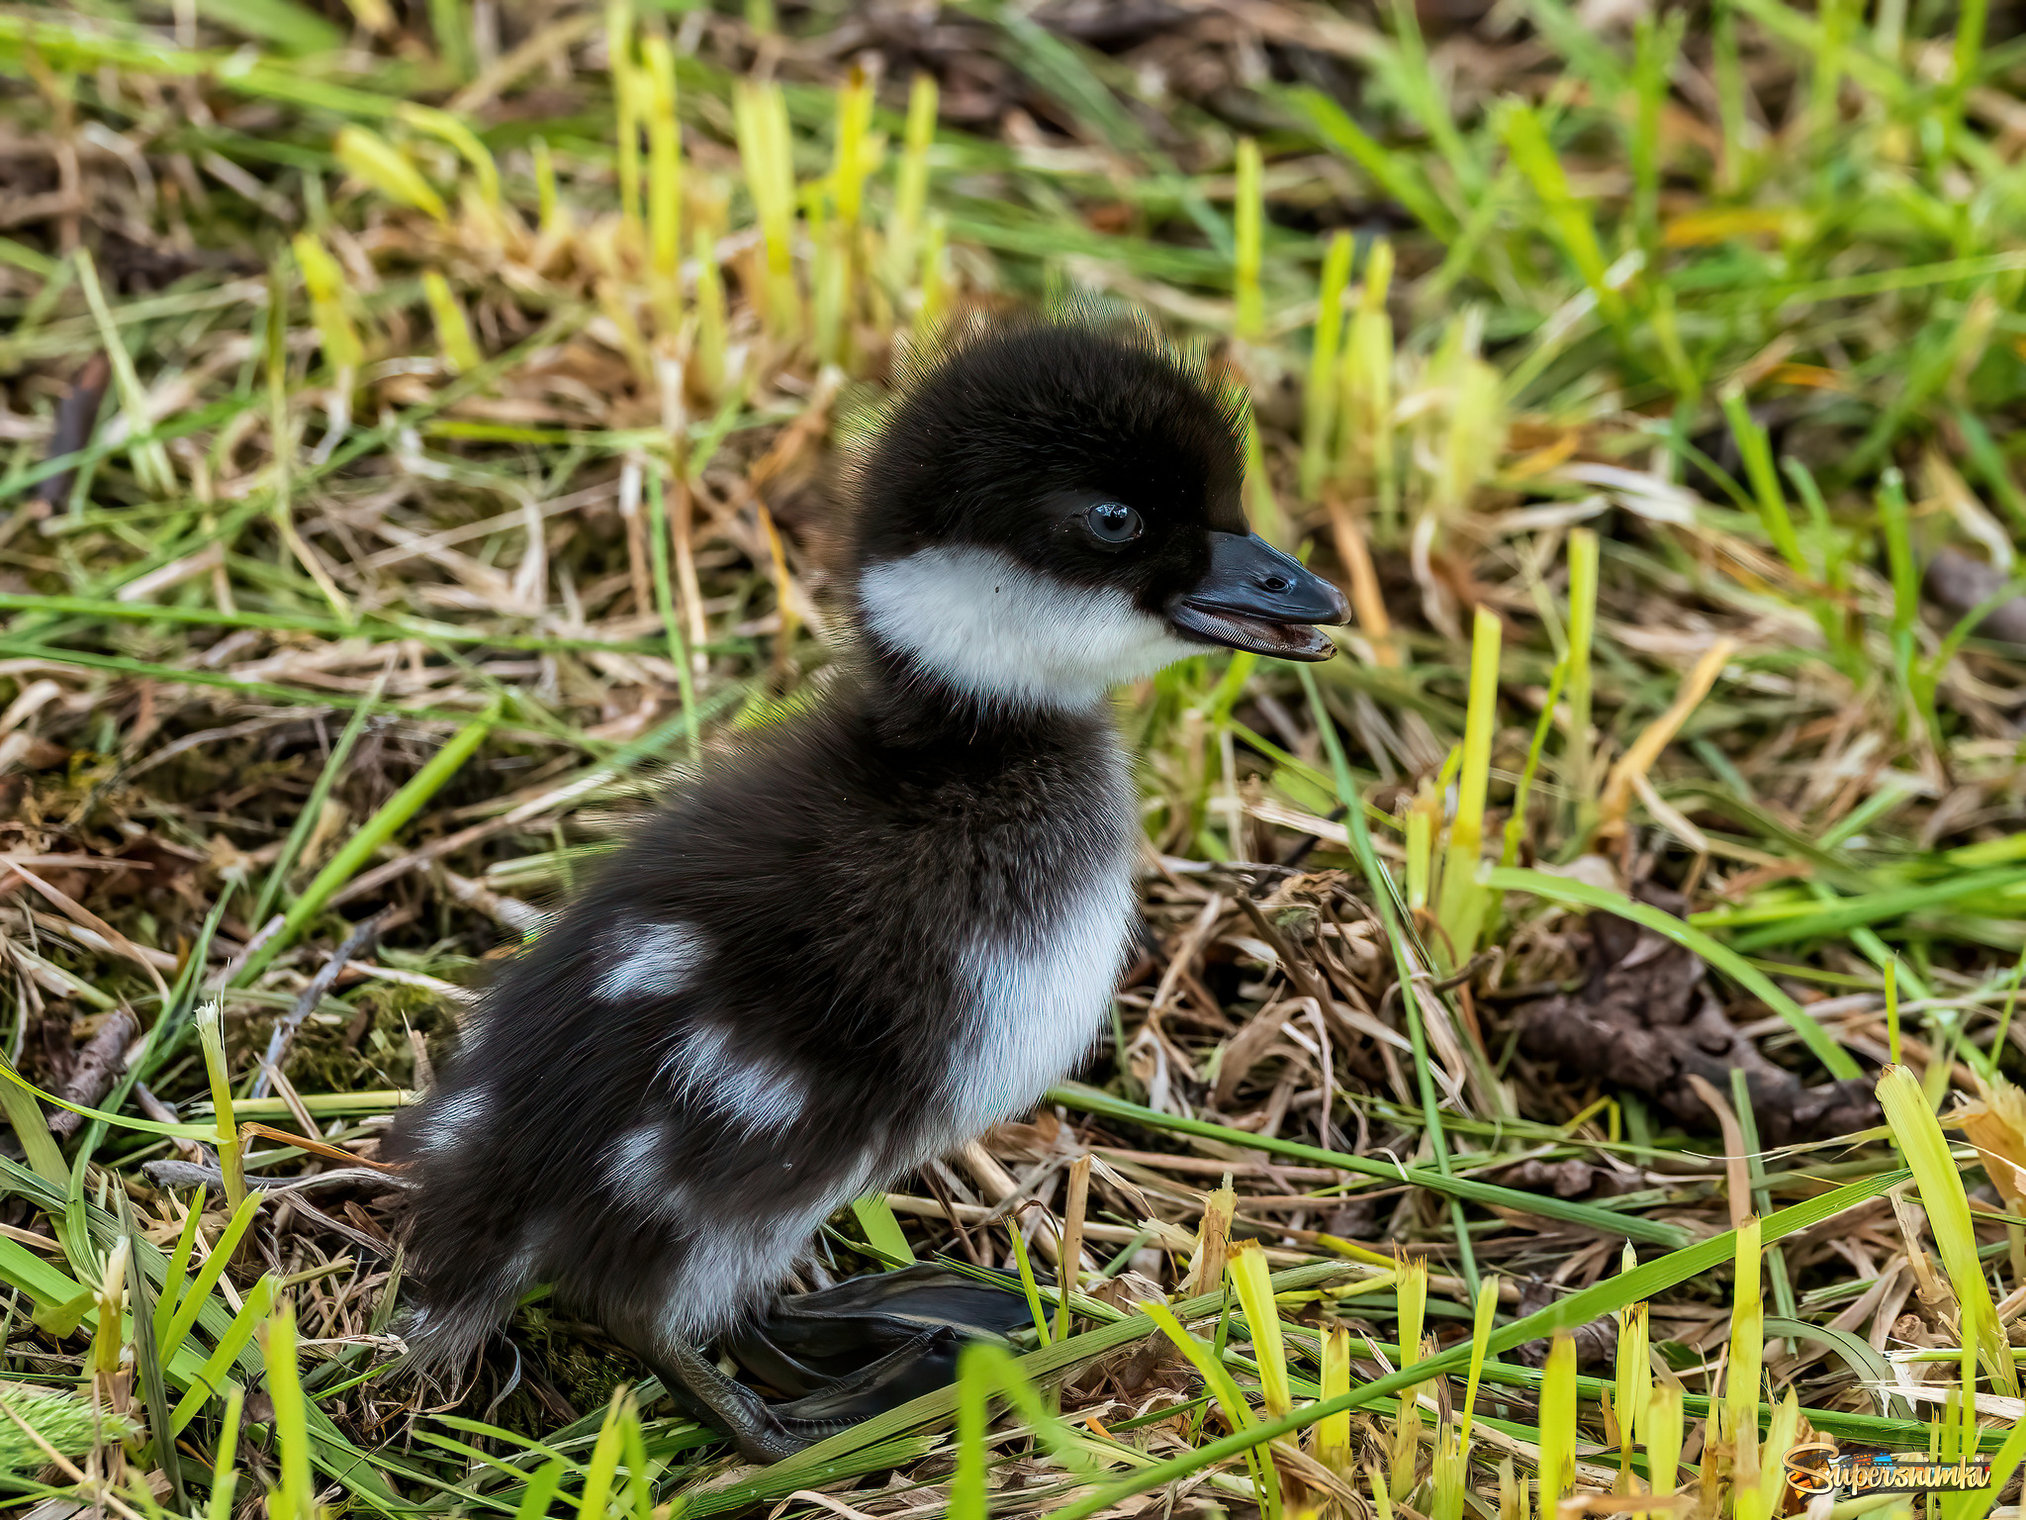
[388,677,1135,1374]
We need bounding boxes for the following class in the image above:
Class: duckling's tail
[396,1293,509,1378]
[389,1199,533,1379]
[383,1092,534,1379]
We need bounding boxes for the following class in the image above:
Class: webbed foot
[659,1264,1038,1462]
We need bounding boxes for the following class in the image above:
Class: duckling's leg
[596,1288,808,1460]
[651,1337,808,1464]
[632,1272,1033,1462]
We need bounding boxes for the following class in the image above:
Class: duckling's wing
[385,853,897,1376]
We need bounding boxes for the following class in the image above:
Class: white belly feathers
[939,855,1135,1145]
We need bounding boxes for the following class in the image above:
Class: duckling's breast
[919,735,1137,1152]
[938,857,1135,1144]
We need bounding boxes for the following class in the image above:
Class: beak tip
[1178,535,1350,656]
[1288,560,1348,627]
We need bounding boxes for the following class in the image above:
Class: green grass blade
[1283,87,1456,242]
[1483,866,1861,1079]
[169,1275,277,1434]
[234,700,499,985]
[1051,1081,1685,1246]
[850,1194,917,1266]
[1036,1168,1908,1520]
[160,1193,265,1362]
[208,1385,245,1520]
[1878,1065,2016,1396]
[261,1299,313,1520]
[576,1392,630,1519]
[252,674,385,928]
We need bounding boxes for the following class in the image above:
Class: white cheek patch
[663,1023,807,1131]
[596,921,709,1002]
[858,546,1199,709]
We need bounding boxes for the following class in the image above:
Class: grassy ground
[4,0,2026,1515]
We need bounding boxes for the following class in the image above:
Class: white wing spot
[859,546,1200,711]
[665,1024,806,1131]
[608,1123,664,1202]
[415,1088,490,1155]
[597,921,709,1002]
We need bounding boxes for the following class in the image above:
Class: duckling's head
[849,316,1350,711]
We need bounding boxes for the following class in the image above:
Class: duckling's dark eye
[1082,501,1143,548]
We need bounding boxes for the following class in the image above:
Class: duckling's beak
[1170,532,1350,661]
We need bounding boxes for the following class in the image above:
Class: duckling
[388,314,1349,1460]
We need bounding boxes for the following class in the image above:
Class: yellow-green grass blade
[205,1385,246,1520]
[1726,1215,1763,1476]
[335,124,449,222]
[159,1193,264,1363]
[1878,1065,2017,1395]
[1284,87,1456,241]
[1228,1244,1293,1418]
[1008,1221,1051,1346]
[0,1053,67,1186]
[951,1342,990,1520]
[1644,1381,1682,1498]
[1434,605,1500,962]
[1142,1297,1284,1520]
[575,1391,630,1520]
[1033,1168,1908,1520]
[1299,230,1354,499]
[1294,659,1487,1280]
[195,0,343,52]
[260,1300,316,1520]
[1940,1401,2026,1520]
[1461,1277,1499,1447]
[0,1052,215,1143]
[850,1194,917,1266]
[1318,1326,1352,1468]
[120,1194,183,1506]
[1537,1334,1576,1503]
[1499,102,1625,327]
[153,1189,207,1351]
[169,1275,277,1434]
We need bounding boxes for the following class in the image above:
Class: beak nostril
[1260,574,1292,594]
